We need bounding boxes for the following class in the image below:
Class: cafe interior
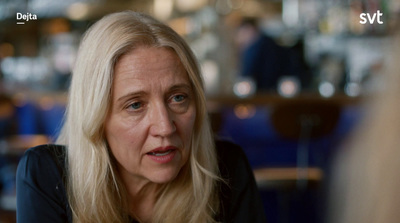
[0,0,399,222]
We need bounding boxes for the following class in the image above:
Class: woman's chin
[147,169,182,184]
[144,152,186,184]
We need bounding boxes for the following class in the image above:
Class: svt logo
[360,10,383,24]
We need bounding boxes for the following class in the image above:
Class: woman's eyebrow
[117,91,146,104]
[116,83,192,103]
[168,83,192,92]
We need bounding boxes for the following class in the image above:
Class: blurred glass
[277,76,301,98]
[233,77,256,98]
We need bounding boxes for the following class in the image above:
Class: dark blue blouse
[16,140,266,223]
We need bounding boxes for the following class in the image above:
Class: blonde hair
[328,33,400,223]
[57,11,219,223]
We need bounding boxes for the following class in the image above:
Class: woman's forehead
[112,47,191,94]
[116,47,184,75]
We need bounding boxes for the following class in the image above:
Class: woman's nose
[149,103,176,137]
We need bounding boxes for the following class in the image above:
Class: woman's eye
[172,95,185,102]
[129,102,142,110]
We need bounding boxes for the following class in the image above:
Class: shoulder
[19,144,66,170]
[214,139,267,222]
[22,144,66,158]
[215,139,243,155]
[215,139,250,172]
[17,144,67,187]
[16,145,71,222]
[215,139,254,187]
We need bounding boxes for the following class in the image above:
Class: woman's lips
[146,146,178,163]
[147,150,174,156]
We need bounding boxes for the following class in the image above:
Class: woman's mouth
[147,149,174,156]
[146,147,178,163]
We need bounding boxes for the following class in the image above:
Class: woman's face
[105,47,196,186]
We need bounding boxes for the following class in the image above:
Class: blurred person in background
[15,11,266,223]
[236,17,285,92]
[327,31,400,223]
[236,17,310,93]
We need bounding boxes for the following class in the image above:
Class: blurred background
[0,0,399,222]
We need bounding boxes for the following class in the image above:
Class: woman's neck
[129,183,160,223]
[119,173,161,223]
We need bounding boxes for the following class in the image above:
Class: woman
[16,11,266,223]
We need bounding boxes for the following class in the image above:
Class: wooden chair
[254,98,341,189]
